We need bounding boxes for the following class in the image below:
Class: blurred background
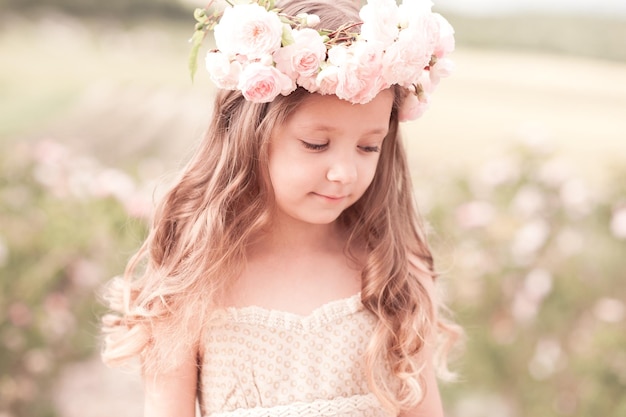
[1,0,625,416]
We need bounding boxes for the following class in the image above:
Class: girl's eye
[358,145,381,153]
[301,141,328,151]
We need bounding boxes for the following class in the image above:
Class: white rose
[316,64,339,95]
[398,0,434,28]
[360,0,400,47]
[214,3,283,59]
[205,51,241,90]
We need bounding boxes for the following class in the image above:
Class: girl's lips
[313,192,346,202]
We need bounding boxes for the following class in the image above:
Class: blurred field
[1,8,626,417]
[406,48,626,182]
[2,14,625,176]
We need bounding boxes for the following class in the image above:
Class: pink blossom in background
[559,179,593,218]
[94,168,135,202]
[528,338,562,380]
[537,156,572,187]
[511,219,550,264]
[479,155,521,188]
[593,298,625,323]
[555,227,584,257]
[455,200,496,229]
[511,185,546,218]
[0,235,8,267]
[610,205,626,239]
[511,269,552,325]
[23,349,52,375]
[8,303,33,327]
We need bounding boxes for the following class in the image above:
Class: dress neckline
[208,293,363,332]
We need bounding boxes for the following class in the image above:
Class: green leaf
[189,30,206,82]
[193,8,208,23]
[281,24,294,47]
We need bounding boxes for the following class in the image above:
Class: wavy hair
[101,0,461,413]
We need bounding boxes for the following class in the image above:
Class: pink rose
[328,42,386,104]
[273,28,326,78]
[205,51,241,90]
[335,65,368,103]
[433,13,455,58]
[398,93,429,122]
[237,62,296,103]
[417,70,434,95]
[328,45,366,102]
[429,57,454,85]
[381,40,420,87]
[214,3,283,60]
[381,27,432,87]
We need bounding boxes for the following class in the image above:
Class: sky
[433,0,626,17]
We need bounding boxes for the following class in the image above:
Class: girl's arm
[143,351,198,417]
[398,345,445,417]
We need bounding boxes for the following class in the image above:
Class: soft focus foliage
[0,140,148,417]
[421,138,626,417]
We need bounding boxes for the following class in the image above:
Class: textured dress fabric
[198,293,392,417]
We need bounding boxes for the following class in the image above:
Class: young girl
[101,0,461,416]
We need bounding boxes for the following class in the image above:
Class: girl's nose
[326,156,357,184]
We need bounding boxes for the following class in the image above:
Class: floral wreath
[189,0,455,121]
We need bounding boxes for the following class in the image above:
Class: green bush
[0,140,148,417]
[426,140,626,416]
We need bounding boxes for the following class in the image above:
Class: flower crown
[189,0,455,121]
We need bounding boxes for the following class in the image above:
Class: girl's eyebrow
[299,124,389,136]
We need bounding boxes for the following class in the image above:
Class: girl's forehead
[286,92,394,131]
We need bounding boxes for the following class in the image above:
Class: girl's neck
[251,216,346,257]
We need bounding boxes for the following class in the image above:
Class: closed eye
[301,140,328,151]
[358,145,381,153]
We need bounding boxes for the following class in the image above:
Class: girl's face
[268,90,394,228]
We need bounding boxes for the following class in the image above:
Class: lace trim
[208,293,363,332]
[206,393,384,417]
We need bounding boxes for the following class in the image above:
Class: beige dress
[198,293,391,417]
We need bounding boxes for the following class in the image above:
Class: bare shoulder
[143,349,199,417]
[397,354,445,417]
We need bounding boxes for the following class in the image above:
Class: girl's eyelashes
[358,145,381,153]
[301,140,329,151]
[300,140,381,153]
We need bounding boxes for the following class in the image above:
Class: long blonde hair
[101,0,460,413]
